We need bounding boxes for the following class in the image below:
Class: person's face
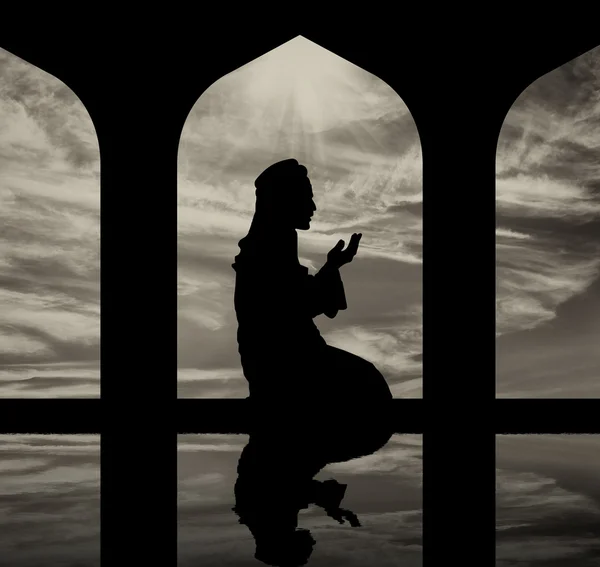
[292,177,317,231]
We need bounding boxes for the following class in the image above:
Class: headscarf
[233,159,309,272]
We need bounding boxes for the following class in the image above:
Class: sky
[177,36,423,398]
[1,38,597,400]
[0,47,100,398]
[496,44,600,397]
[497,435,600,567]
[178,433,423,567]
[1,34,599,567]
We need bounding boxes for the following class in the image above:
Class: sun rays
[239,36,361,133]
[178,35,420,231]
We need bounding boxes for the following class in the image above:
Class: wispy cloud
[496,46,600,339]
[0,362,99,397]
[496,435,600,565]
[0,48,99,396]
[323,325,422,396]
[325,435,422,478]
[496,244,599,334]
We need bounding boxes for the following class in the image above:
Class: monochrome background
[1,38,599,567]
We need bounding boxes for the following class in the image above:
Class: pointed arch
[177,36,423,400]
[496,44,600,399]
[0,47,100,399]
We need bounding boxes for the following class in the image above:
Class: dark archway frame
[1,21,599,566]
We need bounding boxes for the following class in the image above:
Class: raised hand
[325,506,361,527]
[326,233,362,269]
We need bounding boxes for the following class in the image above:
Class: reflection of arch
[177,36,423,401]
[2,24,600,567]
[0,47,100,399]
[496,45,600,399]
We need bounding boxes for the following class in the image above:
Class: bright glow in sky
[241,37,370,132]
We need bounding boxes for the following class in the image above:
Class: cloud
[0,458,49,474]
[496,469,600,523]
[1,287,99,343]
[322,325,422,393]
[324,435,422,478]
[496,227,532,240]
[0,362,99,397]
[178,270,234,333]
[0,48,100,394]
[496,537,599,566]
[496,243,600,335]
[0,463,99,495]
[178,473,229,508]
[177,442,246,453]
[497,174,600,219]
[177,365,247,398]
[0,434,99,456]
[496,466,600,565]
[0,50,99,172]
[496,45,600,341]
[177,368,244,383]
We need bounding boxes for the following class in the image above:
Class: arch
[176,36,423,400]
[495,44,600,398]
[0,47,100,398]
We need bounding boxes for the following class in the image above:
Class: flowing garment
[232,229,392,404]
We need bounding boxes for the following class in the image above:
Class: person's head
[254,159,316,230]
[254,528,316,567]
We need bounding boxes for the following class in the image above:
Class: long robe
[232,228,391,403]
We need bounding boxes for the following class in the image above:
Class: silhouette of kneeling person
[232,159,393,406]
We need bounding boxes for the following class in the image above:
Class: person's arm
[305,233,362,319]
[306,262,347,319]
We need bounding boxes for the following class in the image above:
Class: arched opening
[495,45,600,567]
[496,44,600,399]
[177,36,422,400]
[0,48,100,399]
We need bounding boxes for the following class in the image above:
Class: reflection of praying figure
[232,159,392,404]
[233,423,394,566]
